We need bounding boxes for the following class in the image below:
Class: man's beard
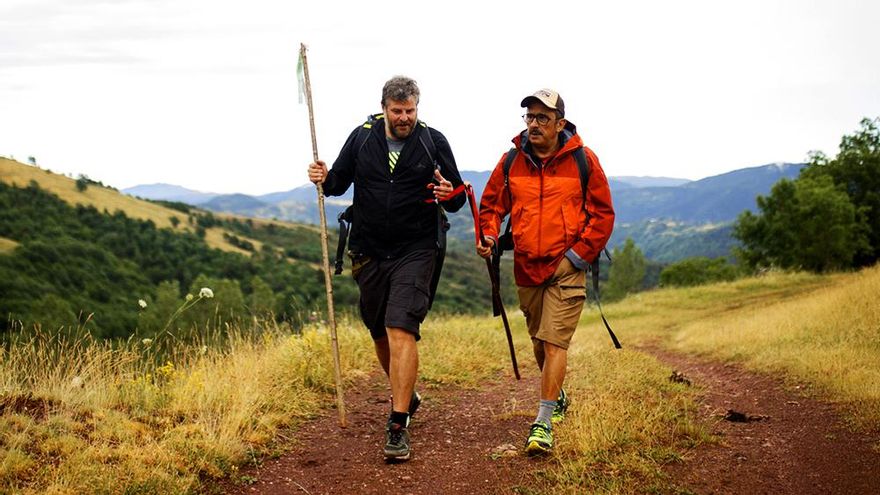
[390,122,413,139]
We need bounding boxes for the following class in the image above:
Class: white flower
[185,293,194,301]
[199,345,208,355]
[199,287,214,299]
[138,299,147,309]
[142,338,153,345]
[70,376,84,388]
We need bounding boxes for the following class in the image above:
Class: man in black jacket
[308,76,465,461]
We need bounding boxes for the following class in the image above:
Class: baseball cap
[520,88,565,117]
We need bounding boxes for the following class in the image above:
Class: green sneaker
[384,422,411,461]
[525,421,553,456]
[551,388,570,424]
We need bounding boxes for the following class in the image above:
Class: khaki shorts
[516,257,586,350]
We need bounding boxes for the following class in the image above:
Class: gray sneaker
[384,422,411,461]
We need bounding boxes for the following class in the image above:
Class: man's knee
[387,326,416,344]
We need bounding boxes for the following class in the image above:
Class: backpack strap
[334,206,353,275]
[333,115,379,274]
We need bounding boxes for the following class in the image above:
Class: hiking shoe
[525,421,553,456]
[551,388,570,424]
[384,422,411,461]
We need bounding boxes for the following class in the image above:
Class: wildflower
[142,338,153,345]
[70,376,84,388]
[199,287,214,298]
[138,299,148,309]
[185,293,194,301]
[199,345,208,355]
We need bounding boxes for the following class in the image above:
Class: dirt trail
[648,346,880,495]
[218,349,880,495]
[220,369,543,495]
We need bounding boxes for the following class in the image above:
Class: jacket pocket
[511,204,534,257]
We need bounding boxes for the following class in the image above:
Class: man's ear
[557,118,567,132]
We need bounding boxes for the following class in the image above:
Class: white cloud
[1,0,879,194]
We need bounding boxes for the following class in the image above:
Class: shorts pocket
[406,283,431,320]
[558,284,586,303]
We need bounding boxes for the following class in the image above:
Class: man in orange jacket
[477,88,614,455]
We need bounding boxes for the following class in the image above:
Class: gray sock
[535,399,557,426]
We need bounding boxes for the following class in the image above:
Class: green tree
[801,117,880,266]
[734,175,868,272]
[28,293,78,330]
[604,238,647,301]
[181,275,244,335]
[660,256,739,287]
[137,280,182,336]
[247,276,275,318]
[75,175,89,192]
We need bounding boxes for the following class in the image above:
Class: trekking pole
[299,43,347,427]
[465,185,520,379]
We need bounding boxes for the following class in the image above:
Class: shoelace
[388,425,406,443]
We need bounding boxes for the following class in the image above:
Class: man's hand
[476,237,494,259]
[427,169,454,201]
[308,161,328,185]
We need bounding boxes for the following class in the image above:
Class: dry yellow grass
[669,265,880,429]
[0,237,18,254]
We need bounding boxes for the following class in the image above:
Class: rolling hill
[0,157,500,336]
[124,163,805,262]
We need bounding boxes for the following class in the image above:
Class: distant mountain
[123,183,219,204]
[612,163,804,224]
[613,176,692,188]
[200,193,271,213]
[124,162,805,262]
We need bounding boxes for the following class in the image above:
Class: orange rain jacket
[479,123,615,287]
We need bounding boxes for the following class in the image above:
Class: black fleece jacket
[322,118,465,259]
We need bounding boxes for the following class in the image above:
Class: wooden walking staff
[299,43,347,427]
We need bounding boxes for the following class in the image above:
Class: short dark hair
[382,76,420,107]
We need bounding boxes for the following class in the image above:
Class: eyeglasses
[522,113,553,126]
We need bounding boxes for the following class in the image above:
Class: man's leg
[383,327,419,462]
[387,326,418,414]
[540,341,567,401]
[374,336,390,376]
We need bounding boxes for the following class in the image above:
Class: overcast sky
[2,0,878,195]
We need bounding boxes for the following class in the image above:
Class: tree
[660,256,739,287]
[75,176,89,192]
[801,117,880,266]
[248,276,275,318]
[604,238,647,301]
[734,175,868,272]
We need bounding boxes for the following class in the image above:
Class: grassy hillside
[1,157,253,254]
[2,158,181,231]
[0,157,503,337]
[1,265,877,493]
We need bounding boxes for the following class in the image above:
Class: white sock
[535,399,557,426]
